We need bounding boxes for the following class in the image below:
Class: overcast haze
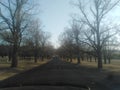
[39,0,120,48]
[39,0,77,48]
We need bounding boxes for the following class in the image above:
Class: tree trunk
[8,45,12,62]
[87,55,89,61]
[34,56,37,63]
[77,55,81,64]
[34,47,39,63]
[97,50,102,70]
[77,46,81,64]
[94,57,97,62]
[34,50,37,63]
[8,54,12,62]
[104,55,107,64]
[11,44,18,68]
[108,57,111,64]
[8,51,12,62]
[81,55,84,61]
[90,56,92,62]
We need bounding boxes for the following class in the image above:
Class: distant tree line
[0,44,54,62]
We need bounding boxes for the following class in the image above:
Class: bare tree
[24,19,51,62]
[40,31,51,61]
[75,0,119,70]
[44,43,54,59]
[70,20,84,63]
[103,37,119,64]
[0,0,37,67]
[59,28,74,61]
[25,19,42,63]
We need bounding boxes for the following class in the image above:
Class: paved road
[0,59,109,90]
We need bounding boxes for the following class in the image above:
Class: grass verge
[0,60,48,80]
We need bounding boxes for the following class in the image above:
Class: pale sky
[39,0,77,48]
[38,0,120,48]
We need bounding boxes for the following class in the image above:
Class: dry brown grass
[71,59,120,74]
[1,58,120,83]
[0,60,48,80]
[0,59,120,90]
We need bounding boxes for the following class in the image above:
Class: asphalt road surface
[0,58,111,90]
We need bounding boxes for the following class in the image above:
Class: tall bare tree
[40,31,51,61]
[0,0,36,67]
[71,20,84,63]
[75,0,119,70]
[103,37,119,64]
[59,28,73,61]
[26,19,42,63]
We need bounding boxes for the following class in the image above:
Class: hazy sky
[39,0,77,48]
[39,0,120,48]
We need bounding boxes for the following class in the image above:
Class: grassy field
[0,59,120,90]
[0,58,120,81]
[70,59,120,74]
[0,59,48,80]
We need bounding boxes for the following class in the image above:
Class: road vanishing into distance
[0,58,119,90]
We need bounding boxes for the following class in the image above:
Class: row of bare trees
[22,19,53,63]
[57,0,120,70]
[0,0,54,67]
